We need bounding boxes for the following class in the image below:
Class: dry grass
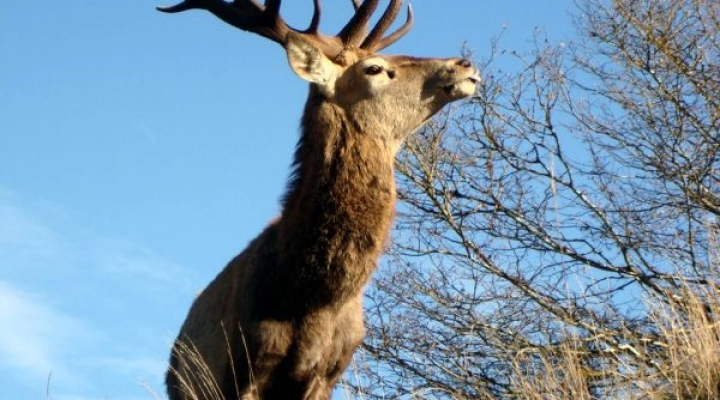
[165,320,266,400]
[165,281,718,399]
[642,285,720,399]
[167,339,226,400]
[159,280,719,400]
[465,282,720,400]
[504,340,596,400]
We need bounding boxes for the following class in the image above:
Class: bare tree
[349,0,719,398]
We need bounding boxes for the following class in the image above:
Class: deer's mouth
[442,72,481,96]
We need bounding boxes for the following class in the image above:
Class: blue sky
[1,1,574,399]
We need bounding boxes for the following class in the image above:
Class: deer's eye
[364,65,384,75]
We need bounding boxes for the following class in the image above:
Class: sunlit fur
[166,34,478,400]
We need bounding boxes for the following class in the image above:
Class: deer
[158,1,479,399]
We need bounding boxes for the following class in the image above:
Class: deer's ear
[286,33,340,97]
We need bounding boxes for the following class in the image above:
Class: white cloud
[0,281,95,387]
[87,355,168,380]
[0,189,193,289]
[0,189,190,398]
[0,192,68,271]
[94,238,190,287]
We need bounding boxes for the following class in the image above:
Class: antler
[157,0,413,58]
[357,0,413,51]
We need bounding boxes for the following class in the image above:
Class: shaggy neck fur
[276,88,397,309]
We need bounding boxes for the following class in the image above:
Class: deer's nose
[457,59,473,68]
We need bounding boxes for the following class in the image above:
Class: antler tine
[360,0,402,50]
[368,3,413,51]
[306,0,322,33]
[338,0,381,49]
[264,0,281,14]
[157,0,291,46]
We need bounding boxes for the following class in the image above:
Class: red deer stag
[158,1,479,399]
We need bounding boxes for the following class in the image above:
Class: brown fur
[164,10,479,400]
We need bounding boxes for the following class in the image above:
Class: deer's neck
[276,94,397,307]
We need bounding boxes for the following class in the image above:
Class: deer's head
[158,0,479,144]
